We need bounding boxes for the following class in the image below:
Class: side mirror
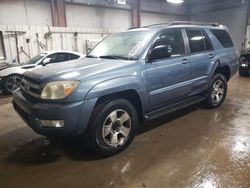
[148,45,172,62]
[42,58,51,66]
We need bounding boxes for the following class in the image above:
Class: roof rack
[167,21,220,27]
[127,26,141,30]
[144,23,170,28]
[128,21,221,30]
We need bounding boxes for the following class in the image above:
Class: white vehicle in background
[0,51,85,94]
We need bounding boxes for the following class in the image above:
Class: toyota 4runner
[13,21,239,156]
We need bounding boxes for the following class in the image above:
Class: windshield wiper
[86,55,131,60]
[86,55,98,58]
[99,55,128,60]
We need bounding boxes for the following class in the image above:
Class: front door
[146,29,192,108]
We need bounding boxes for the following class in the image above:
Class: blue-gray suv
[13,22,239,156]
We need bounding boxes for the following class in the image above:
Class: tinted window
[210,29,233,48]
[25,53,47,64]
[153,29,185,58]
[186,29,206,53]
[47,53,70,63]
[69,53,80,60]
[202,30,213,51]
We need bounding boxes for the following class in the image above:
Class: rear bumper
[12,90,97,136]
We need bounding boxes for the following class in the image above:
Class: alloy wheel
[102,109,132,147]
[5,76,22,93]
[211,80,225,104]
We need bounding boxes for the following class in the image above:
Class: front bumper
[0,77,3,89]
[239,66,250,75]
[12,90,97,136]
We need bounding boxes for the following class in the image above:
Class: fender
[209,53,232,76]
[209,59,220,76]
[85,76,148,110]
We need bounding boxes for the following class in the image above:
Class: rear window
[210,29,233,48]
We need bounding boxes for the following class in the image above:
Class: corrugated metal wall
[141,12,186,26]
[190,0,249,52]
[0,0,52,26]
[66,4,132,30]
[0,0,189,64]
[0,25,115,63]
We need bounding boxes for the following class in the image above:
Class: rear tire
[204,73,227,108]
[86,98,139,156]
[3,74,22,94]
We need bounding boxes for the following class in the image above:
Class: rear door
[184,29,214,94]
[146,29,192,108]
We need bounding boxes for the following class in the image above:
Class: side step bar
[144,96,207,120]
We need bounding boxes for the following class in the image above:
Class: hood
[0,63,36,71]
[24,58,137,82]
[0,63,19,71]
[0,63,38,77]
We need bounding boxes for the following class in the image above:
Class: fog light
[40,120,65,128]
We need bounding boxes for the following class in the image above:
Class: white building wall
[0,0,189,64]
[0,25,113,63]
[0,0,52,26]
[190,5,248,52]
[66,4,132,31]
[141,12,187,26]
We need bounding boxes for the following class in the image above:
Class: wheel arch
[211,59,231,81]
[93,89,144,123]
[3,73,23,79]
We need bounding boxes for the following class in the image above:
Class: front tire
[86,98,139,156]
[3,74,22,94]
[204,73,227,108]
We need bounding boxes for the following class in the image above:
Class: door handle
[182,58,189,64]
[209,53,214,58]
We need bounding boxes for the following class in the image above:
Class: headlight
[41,80,79,99]
[241,63,247,67]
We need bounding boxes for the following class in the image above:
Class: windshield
[88,31,152,60]
[25,53,47,64]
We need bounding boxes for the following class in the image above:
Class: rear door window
[186,29,213,53]
[186,29,205,53]
[202,30,213,51]
[210,29,233,48]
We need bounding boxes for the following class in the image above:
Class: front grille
[20,76,41,98]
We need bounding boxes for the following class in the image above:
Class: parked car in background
[239,50,250,76]
[13,21,238,156]
[0,51,85,94]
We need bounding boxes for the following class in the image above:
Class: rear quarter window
[210,29,233,48]
[70,54,80,60]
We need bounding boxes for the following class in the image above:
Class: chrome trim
[20,78,40,98]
